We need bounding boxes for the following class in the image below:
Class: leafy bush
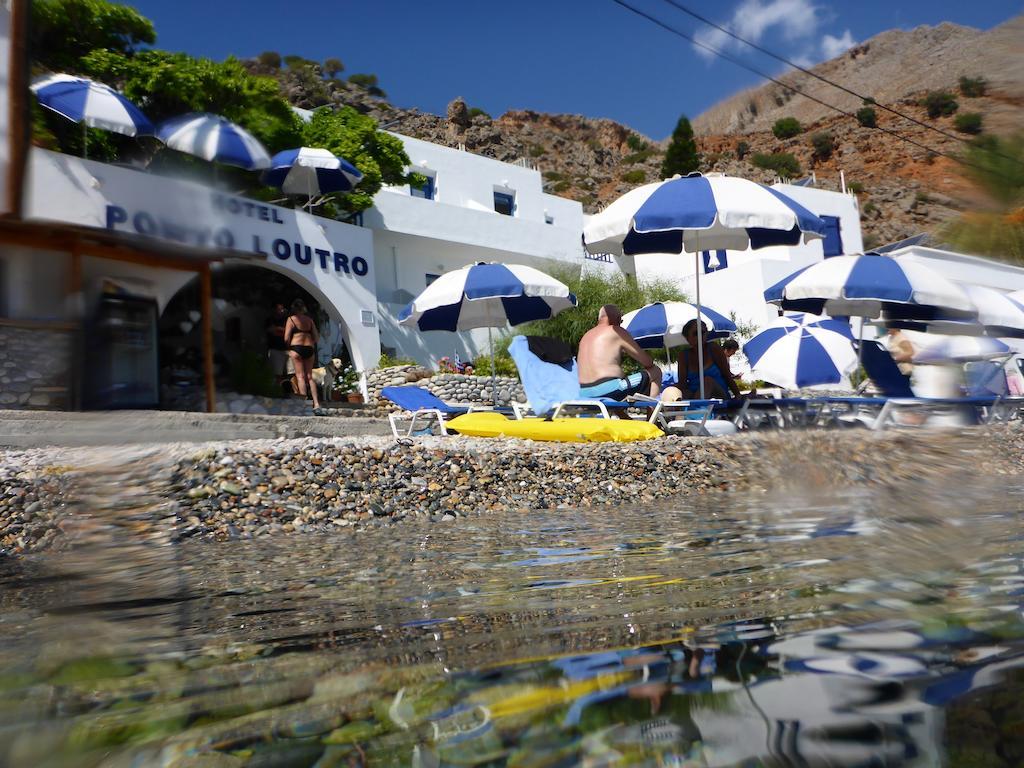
[230,349,280,397]
[959,75,988,98]
[626,134,648,152]
[751,152,801,178]
[529,145,547,157]
[623,148,658,164]
[552,180,571,192]
[772,117,802,139]
[472,351,518,377]
[377,353,417,368]
[736,140,750,160]
[810,132,834,162]
[543,171,564,181]
[921,91,958,118]
[954,112,983,134]
[855,106,877,128]
[847,181,864,194]
[467,107,491,120]
[511,268,686,356]
[621,169,646,184]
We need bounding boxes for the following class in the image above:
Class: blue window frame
[494,191,515,216]
[821,215,843,257]
[411,174,435,200]
[702,250,728,273]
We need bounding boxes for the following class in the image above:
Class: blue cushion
[380,386,469,415]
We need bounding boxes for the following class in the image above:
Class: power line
[610,0,1016,181]
[658,0,1003,156]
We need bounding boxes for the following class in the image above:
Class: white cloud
[693,0,821,61]
[821,29,856,60]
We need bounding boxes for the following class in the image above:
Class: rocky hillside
[259,14,1024,251]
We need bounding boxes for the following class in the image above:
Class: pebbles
[3,423,1024,553]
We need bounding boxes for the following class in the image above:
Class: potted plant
[335,366,363,403]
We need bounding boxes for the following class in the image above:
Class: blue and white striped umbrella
[583,172,827,256]
[156,112,271,170]
[398,262,577,331]
[884,284,1024,338]
[262,147,363,196]
[765,252,974,321]
[31,73,153,136]
[912,334,1011,364]
[621,301,736,349]
[743,313,857,390]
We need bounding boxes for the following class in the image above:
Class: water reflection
[0,476,1021,766]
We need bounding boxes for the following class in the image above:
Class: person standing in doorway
[285,299,321,410]
[265,303,291,393]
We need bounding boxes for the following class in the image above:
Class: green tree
[301,107,421,214]
[348,73,386,98]
[30,0,155,72]
[735,140,750,160]
[283,54,316,70]
[81,49,302,151]
[323,57,344,78]
[771,117,802,139]
[660,115,699,179]
[257,51,282,70]
[855,106,876,128]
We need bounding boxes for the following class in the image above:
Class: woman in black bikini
[284,299,320,410]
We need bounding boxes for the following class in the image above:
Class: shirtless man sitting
[577,304,662,400]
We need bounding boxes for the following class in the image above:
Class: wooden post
[6,0,29,219]
[200,265,216,413]
[68,246,82,410]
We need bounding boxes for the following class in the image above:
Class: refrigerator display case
[84,294,160,409]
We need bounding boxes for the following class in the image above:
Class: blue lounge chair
[380,385,501,437]
[507,335,634,419]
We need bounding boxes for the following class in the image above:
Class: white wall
[366,133,587,366]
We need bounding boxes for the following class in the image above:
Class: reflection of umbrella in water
[398,262,577,403]
[585,172,827,397]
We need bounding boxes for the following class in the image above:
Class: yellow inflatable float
[446,412,662,442]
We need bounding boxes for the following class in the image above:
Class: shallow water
[0,477,1022,767]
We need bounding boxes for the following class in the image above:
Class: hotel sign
[24,149,374,290]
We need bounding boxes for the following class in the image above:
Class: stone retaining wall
[0,325,73,410]
[367,365,525,407]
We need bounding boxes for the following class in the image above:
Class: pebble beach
[2,421,1023,556]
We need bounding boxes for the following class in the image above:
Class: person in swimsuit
[284,298,321,410]
[577,304,661,401]
[674,319,743,400]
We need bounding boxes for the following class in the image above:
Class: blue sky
[125,0,1021,139]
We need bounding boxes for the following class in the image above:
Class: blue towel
[508,336,581,416]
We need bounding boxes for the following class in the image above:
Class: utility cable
[611,0,1018,182]
[658,0,1020,164]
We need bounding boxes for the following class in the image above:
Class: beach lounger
[380,385,501,437]
[507,335,634,419]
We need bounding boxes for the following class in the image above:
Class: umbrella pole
[695,251,705,399]
[488,325,497,405]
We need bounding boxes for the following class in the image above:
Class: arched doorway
[159,263,357,408]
